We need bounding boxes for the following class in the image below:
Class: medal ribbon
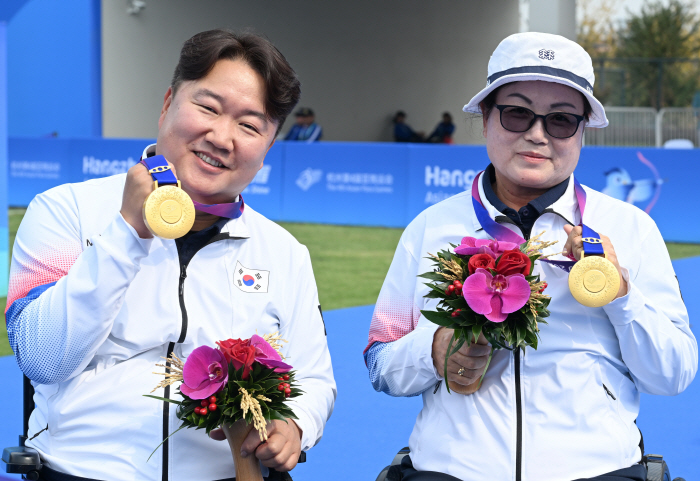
[140,156,245,220]
[471,170,602,272]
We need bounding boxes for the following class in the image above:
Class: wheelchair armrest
[375,447,411,481]
[644,454,670,481]
[391,447,410,467]
[2,445,42,477]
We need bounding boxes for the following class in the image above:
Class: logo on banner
[234,261,270,293]
[10,160,61,179]
[423,166,478,205]
[600,152,664,214]
[82,156,135,177]
[296,168,323,191]
[243,165,272,195]
[325,172,394,194]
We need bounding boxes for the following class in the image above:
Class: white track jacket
[6,172,336,480]
[365,174,697,480]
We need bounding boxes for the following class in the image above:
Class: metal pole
[656,60,663,110]
[0,21,8,297]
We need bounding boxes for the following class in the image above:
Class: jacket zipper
[161,234,233,481]
[162,264,188,481]
[161,340,175,481]
[603,383,617,400]
[515,228,529,481]
[514,349,522,481]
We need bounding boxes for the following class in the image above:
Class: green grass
[278,223,404,310]
[666,243,700,260]
[1,208,699,358]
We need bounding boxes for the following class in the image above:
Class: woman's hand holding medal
[120,159,178,239]
[562,224,628,301]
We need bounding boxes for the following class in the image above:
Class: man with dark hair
[6,29,335,481]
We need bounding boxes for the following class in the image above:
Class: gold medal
[142,180,195,239]
[568,252,620,307]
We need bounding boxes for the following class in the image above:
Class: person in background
[365,32,696,481]
[284,107,323,142]
[427,112,455,143]
[393,111,425,142]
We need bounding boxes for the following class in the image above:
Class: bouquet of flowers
[419,234,556,392]
[146,333,300,481]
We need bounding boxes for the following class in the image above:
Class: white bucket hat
[463,32,608,128]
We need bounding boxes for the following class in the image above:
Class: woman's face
[483,80,585,195]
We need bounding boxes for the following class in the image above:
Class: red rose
[216,338,256,380]
[495,249,532,276]
[467,253,496,275]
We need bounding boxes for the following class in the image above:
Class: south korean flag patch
[234,261,270,293]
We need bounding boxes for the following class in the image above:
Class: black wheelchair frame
[2,375,305,480]
[2,376,41,480]
[375,447,683,481]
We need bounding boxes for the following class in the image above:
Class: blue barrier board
[6,139,700,242]
[407,144,489,223]
[241,142,283,220]
[282,142,409,227]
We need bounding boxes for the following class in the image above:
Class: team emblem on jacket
[234,261,270,293]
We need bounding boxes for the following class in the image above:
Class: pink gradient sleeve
[366,294,421,352]
[6,240,82,313]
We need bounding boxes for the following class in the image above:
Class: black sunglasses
[494,104,586,139]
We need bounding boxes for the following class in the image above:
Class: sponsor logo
[601,152,664,214]
[424,166,477,188]
[326,172,393,194]
[296,168,323,191]
[83,155,135,177]
[538,49,555,60]
[10,160,61,179]
[234,261,270,293]
[424,166,478,205]
[296,168,393,194]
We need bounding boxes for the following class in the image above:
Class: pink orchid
[181,346,228,400]
[250,335,293,373]
[462,268,531,323]
[454,237,520,258]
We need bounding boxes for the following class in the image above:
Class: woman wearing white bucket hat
[365,32,696,480]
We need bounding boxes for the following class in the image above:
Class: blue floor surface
[1,256,699,480]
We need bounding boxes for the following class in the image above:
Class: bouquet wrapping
[419,234,556,393]
[146,333,301,481]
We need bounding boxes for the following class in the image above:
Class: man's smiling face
[156,57,277,204]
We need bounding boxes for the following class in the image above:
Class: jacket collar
[472,171,580,236]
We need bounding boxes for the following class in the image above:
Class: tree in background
[617,0,700,108]
[578,0,621,105]
[579,0,700,108]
